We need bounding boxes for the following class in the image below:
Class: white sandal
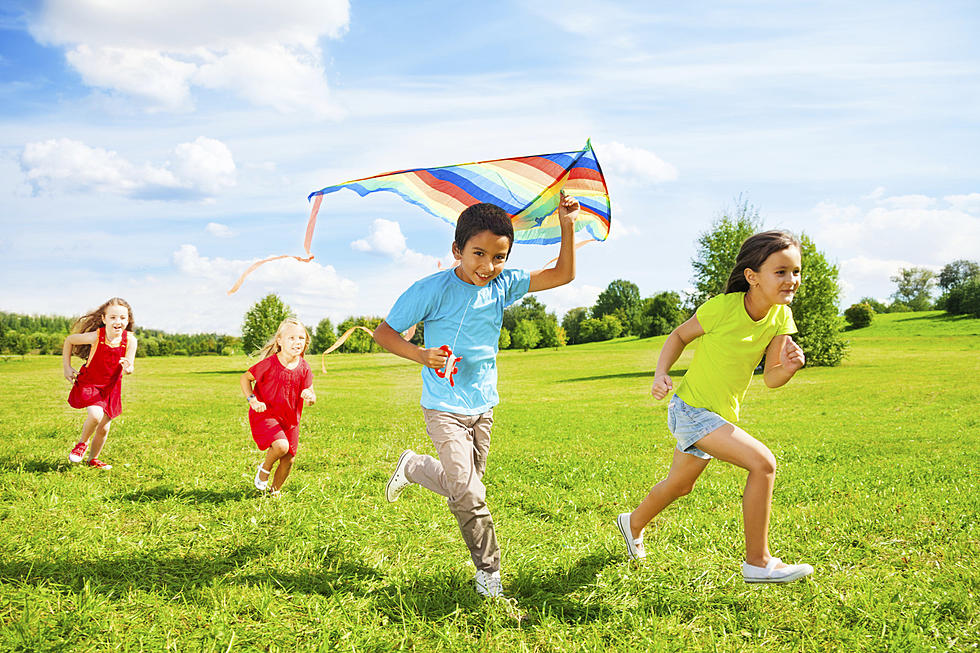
[254,463,272,491]
[742,557,813,583]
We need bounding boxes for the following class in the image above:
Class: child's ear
[743,267,756,287]
[451,241,462,260]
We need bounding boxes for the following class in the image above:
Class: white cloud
[21,137,236,199]
[540,283,603,320]
[945,193,980,214]
[876,194,935,210]
[206,222,234,238]
[30,0,349,115]
[594,141,678,184]
[351,219,442,270]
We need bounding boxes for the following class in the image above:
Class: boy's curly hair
[455,203,514,254]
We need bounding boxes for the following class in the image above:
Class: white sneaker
[616,512,646,560]
[742,557,813,584]
[254,463,271,491]
[474,569,503,598]
[385,449,415,502]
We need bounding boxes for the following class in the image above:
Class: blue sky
[1,0,978,334]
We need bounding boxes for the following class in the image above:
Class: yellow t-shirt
[675,292,796,423]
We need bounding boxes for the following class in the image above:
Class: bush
[498,327,511,350]
[858,297,888,313]
[960,279,980,317]
[888,301,912,313]
[844,303,874,328]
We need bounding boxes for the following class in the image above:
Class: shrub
[844,303,874,328]
[498,326,511,350]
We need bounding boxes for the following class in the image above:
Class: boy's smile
[453,230,511,286]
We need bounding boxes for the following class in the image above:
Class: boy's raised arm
[528,192,579,292]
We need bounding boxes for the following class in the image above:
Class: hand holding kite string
[433,345,461,387]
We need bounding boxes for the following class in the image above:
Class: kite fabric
[228,140,611,294]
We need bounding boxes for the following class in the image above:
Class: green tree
[241,294,294,354]
[792,234,847,366]
[858,296,888,313]
[690,198,762,308]
[561,307,589,344]
[335,316,384,353]
[592,280,642,335]
[638,291,684,337]
[938,259,979,293]
[844,303,874,329]
[536,314,563,348]
[502,296,548,333]
[511,320,541,351]
[890,267,935,311]
[310,318,336,354]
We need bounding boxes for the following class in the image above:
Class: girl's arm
[62,332,97,381]
[763,334,805,388]
[651,315,705,400]
[120,332,137,374]
[240,371,267,412]
[300,366,316,405]
[528,193,579,292]
[373,321,448,369]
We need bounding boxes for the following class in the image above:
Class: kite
[228,140,611,294]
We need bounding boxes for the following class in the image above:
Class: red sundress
[248,355,313,456]
[68,328,128,419]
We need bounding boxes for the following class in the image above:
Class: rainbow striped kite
[228,140,610,293]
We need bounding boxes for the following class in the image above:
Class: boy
[373,194,580,598]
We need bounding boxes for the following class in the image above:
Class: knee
[87,406,104,421]
[750,451,777,477]
[664,476,697,498]
[270,439,289,456]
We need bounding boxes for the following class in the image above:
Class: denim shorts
[667,395,729,460]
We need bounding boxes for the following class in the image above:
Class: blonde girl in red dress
[239,318,316,496]
[62,298,138,470]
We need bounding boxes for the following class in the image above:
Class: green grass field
[1,311,977,651]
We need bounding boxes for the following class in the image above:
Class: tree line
[0,311,239,357]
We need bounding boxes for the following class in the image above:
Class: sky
[1,0,978,335]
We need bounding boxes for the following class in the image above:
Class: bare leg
[261,439,289,490]
[87,412,113,459]
[629,448,710,538]
[695,424,778,568]
[77,406,105,445]
[271,453,294,491]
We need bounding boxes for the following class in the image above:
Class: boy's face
[452,230,511,286]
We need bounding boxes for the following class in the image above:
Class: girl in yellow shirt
[617,230,813,583]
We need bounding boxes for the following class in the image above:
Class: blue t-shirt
[385,268,531,415]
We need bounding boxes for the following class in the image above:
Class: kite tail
[320,323,416,372]
[227,195,324,295]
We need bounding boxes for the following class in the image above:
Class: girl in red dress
[240,318,316,496]
[62,298,138,470]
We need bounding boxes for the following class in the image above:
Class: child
[617,230,814,584]
[63,297,138,470]
[240,318,316,496]
[374,195,580,598]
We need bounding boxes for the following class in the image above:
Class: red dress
[248,355,313,456]
[68,328,128,419]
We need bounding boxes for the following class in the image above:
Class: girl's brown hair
[724,230,801,294]
[70,297,134,359]
[256,318,310,359]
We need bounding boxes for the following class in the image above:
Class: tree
[241,294,294,354]
[844,303,874,329]
[638,291,684,337]
[536,314,563,348]
[511,320,540,351]
[310,318,336,354]
[938,259,979,293]
[498,326,511,350]
[690,198,762,308]
[335,316,383,353]
[592,280,641,335]
[561,307,589,344]
[502,296,548,333]
[792,234,847,366]
[890,267,935,311]
[858,296,888,313]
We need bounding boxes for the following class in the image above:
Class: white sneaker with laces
[254,463,271,491]
[742,557,813,583]
[474,569,503,598]
[385,449,415,502]
[616,512,646,560]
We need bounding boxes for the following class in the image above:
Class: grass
[0,311,977,651]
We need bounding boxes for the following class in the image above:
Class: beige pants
[404,409,499,572]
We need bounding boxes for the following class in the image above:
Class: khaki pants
[404,409,499,572]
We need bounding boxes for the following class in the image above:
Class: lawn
[0,311,977,651]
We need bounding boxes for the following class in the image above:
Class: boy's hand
[120,359,134,374]
[419,347,449,369]
[558,190,580,225]
[651,373,673,400]
[249,398,267,413]
[64,366,77,382]
[779,337,805,372]
[301,387,317,405]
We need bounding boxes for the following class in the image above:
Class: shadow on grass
[0,546,268,594]
[189,370,244,375]
[237,544,383,598]
[511,553,618,624]
[118,485,254,504]
[374,572,484,622]
[0,458,72,474]
[559,370,686,383]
